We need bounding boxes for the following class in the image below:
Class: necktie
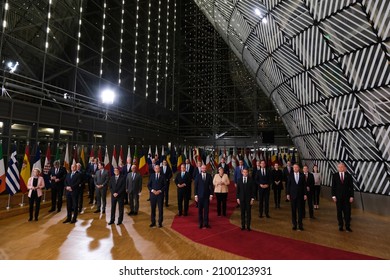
[295,173,299,184]
[262,169,265,176]
[132,173,135,180]
[71,172,74,178]
[115,176,118,183]
[156,174,159,180]
[244,177,247,184]
[181,172,184,178]
[55,168,58,174]
[101,170,103,175]
[202,173,205,181]
[186,165,189,172]
[340,173,344,183]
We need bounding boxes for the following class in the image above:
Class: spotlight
[101,89,115,104]
[255,9,261,17]
[262,18,268,24]
[7,61,19,73]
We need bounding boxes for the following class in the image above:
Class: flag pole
[6,194,11,210]
[19,193,25,206]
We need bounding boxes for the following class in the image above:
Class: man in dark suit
[94,162,109,214]
[192,160,201,205]
[126,165,142,215]
[218,157,230,177]
[233,160,245,208]
[194,164,214,229]
[255,160,271,218]
[121,157,133,205]
[236,168,256,231]
[302,165,315,219]
[86,158,98,204]
[147,165,166,227]
[63,164,81,224]
[332,162,354,232]
[76,163,86,213]
[48,160,66,212]
[287,164,307,231]
[283,161,292,202]
[252,160,261,200]
[108,167,126,225]
[161,159,172,207]
[175,164,191,216]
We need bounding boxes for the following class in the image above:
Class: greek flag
[6,146,20,195]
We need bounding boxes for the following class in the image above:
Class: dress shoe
[117,222,122,225]
[93,210,100,213]
[133,212,138,215]
[28,218,32,222]
[63,219,71,224]
[158,224,163,228]
[292,226,297,230]
[184,213,188,216]
[205,224,211,229]
[108,221,115,225]
[241,226,245,230]
[165,204,169,207]
[147,198,150,201]
[89,201,93,205]
[266,215,271,218]
[34,218,38,221]
[199,224,203,229]
[310,216,316,219]
[178,213,182,216]
[339,227,344,231]
[102,210,105,214]
[346,227,353,232]
[57,209,61,213]
[70,219,77,224]
[247,227,251,231]
[149,223,156,228]
[48,209,55,213]
[259,215,263,218]
[298,226,304,231]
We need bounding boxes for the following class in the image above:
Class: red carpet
[171,184,378,260]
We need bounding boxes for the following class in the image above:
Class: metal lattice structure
[194,0,390,195]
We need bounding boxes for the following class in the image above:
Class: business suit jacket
[48,166,66,188]
[192,166,202,180]
[161,165,172,181]
[236,176,256,204]
[217,163,230,176]
[331,172,354,201]
[27,176,45,198]
[283,166,292,182]
[175,171,191,188]
[212,173,230,193]
[126,172,142,194]
[64,172,81,193]
[234,166,244,184]
[147,173,166,194]
[194,173,214,199]
[287,172,307,200]
[255,168,271,186]
[303,172,315,191]
[109,175,126,198]
[121,164,132,176]
[94,169,109,187]
[271,169,284,189]
[86,163,98,179]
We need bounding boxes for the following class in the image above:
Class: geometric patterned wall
[194,0,390,195]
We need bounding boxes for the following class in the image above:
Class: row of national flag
[0,142,299,195]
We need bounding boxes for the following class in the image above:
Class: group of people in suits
[26,153,354,234]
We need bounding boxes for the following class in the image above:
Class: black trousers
[198,197,210,226]
[240,202,252,228]
[29,191,41,220]
[164,180,170,206]
[336,199,351,228]
[258,187,270,216]
[290,198,303,227]
[177,187,189,215]
[215,192,228,216]
[150,193,164,225]
[78,185,84,212]
[273,185,282,207]
[129,191,140,213]
[313,185,321,205]
[50,184,64,211]
[110,195,124,223]
[302,191,314,218]
[66,191,79,221]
